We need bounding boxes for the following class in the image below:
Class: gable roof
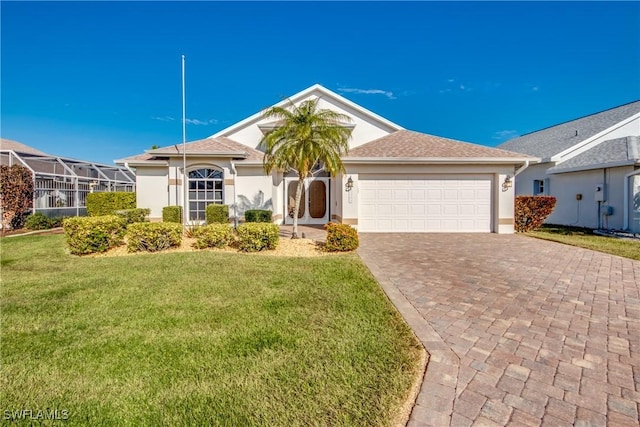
[498,101,640,160]
[343,130,536,163]
[0,138,49,156]
[116,136,264,165]
[547,136,640,174]
[212,84,403,139]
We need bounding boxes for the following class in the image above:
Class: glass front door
[285,178,329,224]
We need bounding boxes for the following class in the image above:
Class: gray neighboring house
[499,101,640,232]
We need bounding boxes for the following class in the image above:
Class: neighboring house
[498,101,640,233]
[116,84,535,233]
[1,138,135,217]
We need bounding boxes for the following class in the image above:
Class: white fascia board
[547,159,638,175]
[211,84,404,139]
[550,112,640,162]
[154,151,249,158]
[116,160,168,167]
[341,156,539,165]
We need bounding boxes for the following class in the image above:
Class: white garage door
[358,174,492,232]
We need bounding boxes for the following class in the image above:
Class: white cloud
[493,130,519,140]
[185,118,218,125]
[447,79,455,83]
[152,116,175,122]
[337,87,396,100]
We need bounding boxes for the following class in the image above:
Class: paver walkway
[358,233,640,427]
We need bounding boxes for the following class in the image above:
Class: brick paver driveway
[358,234,640,427]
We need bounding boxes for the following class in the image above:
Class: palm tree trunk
[292,176,305,239]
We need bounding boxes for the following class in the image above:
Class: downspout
[514,160,530,177]
[623,166,640,231]
[230,161,238,228]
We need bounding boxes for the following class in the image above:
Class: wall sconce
[345,176,354,192]
[501,175,513,192]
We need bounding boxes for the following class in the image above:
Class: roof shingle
[498,101,640,159]
[149,137,263,161]
[0,138,49,156]
[345,130,533,159]
[548,136,640,172]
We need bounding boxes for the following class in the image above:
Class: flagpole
[182,54,187,224]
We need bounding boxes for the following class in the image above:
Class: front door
[284,178,330,225]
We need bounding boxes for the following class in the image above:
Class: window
[533,179,545,195]
[188,168,223,220]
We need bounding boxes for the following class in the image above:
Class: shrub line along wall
[86,192,136,216]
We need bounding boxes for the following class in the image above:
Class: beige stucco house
[117,84,535,233]
[499,101,640,233]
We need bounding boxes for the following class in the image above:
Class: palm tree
[260,98,352,238]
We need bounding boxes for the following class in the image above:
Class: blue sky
[1,1,639,165]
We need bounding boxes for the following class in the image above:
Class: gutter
[341,156,539,165]
[514,160,531,176]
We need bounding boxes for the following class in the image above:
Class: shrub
[236,223,279,252]
[244,209,273,223]
[64,215,126,255]
[114,208,151,224]
[126,222,182,253]
[184,221,202,239]
[24,212,52,230]
[192,224,234,249]
[206,204,229,224]
[0,164,34,230]
[49,217,68,228]
[324,223,359,252]
[163,206,182,223]
[86,192,136,216]
[515,196,557,232]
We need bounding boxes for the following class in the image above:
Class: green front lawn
[526,224,640,261]
[1,235,422,426]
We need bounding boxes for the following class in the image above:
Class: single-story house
[116,84,536,233]
[498,101,640,233]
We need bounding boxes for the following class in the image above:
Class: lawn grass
[526,224,640,261]
[0,235,422,426]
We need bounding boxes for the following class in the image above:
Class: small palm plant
[260,98,352,238]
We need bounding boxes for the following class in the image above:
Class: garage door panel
[359,174,492,232]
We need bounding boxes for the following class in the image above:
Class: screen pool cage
[1,149,135,218]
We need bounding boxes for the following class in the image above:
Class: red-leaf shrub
[515,196,556,232]
[324,223,359,252]
[0,165,34,230]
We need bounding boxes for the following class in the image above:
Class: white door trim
[284,177,330,225]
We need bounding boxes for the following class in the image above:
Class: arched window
[188,168,223,220]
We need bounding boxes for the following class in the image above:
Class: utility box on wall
[595,184,605,202]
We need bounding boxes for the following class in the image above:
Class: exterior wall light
[345,176,354,192]
[502,175,513,192]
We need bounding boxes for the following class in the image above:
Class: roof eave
[341,156,539,164]
[115,159,168,166]
[547,159,639,174]
[150,151,250,158]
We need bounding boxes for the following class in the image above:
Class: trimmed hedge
[114,208,150,224]
[236,223,279,252]
[206,204,229,224]
[63,215,126,255]
[192,224,234,249]
[515,196,557,232]
[163,206,183,223]
[324,223,359,252]
[86,192,136,216]
[24,212,52,230]
[244,209,273,223]
[126,222,182,253]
